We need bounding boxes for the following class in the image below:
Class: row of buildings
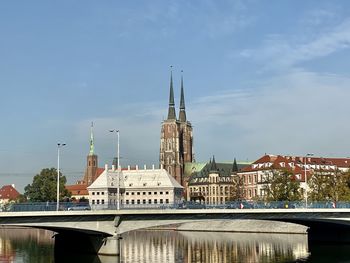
[65,72,350,208]
[2,72,348,207]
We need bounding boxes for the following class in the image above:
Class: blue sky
[1,1,350,191]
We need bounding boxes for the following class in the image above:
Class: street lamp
[304,153,314,208]
[57,143,66,211]
[109,129,120,210]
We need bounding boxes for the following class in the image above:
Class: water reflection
[0,227,54,263]
[121,231,310,263]
[0,227,310,263]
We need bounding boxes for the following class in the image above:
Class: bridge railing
[2,201,350,212]
[2,202,90,212]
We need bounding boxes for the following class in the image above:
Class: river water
[0,227,349,263]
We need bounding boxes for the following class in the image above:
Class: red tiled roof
[0,185,20,200]
[66,184,88,195]
[96,167,105,175]
[239,154,350,178]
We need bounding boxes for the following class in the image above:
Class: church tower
[178,73,193,166]
[160,70,193,186]
[83,122,98,186]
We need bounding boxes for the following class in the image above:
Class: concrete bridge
[1,208,350,255]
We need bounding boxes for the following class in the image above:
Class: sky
[1,1,350,192]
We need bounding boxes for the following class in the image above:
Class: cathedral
[159,71,194,186]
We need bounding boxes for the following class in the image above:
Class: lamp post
[109,129,120,210]
[304,153,314,208]
[57,143,66,211]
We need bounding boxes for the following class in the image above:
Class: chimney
[105,164,108,171]
[136,165,138,170]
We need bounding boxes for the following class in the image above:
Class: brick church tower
[159,71,193,186]
[83,122,99,186]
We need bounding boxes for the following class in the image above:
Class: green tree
[230,174,244,201]
[261,169,302,201]
[309,169,350,202]
[24,168,71,202]
[15,194,27,203]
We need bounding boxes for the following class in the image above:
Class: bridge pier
[54,231,121,256]
[98,235,122,255]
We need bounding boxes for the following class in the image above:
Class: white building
[87,164,184,209]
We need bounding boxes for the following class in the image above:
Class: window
[97,200,100,204]
[92,192,95,195]
[148,199,152,204]
[102,200,105,204]
[148,192,152,195]
[166,199,169,204]
[154,192,157,195]
[97,192,100,195]
[143,200,146,204]
[92,200,95,204]
[126,200,129,204]
[131,200,135,204]
[137,192,140,195]
[160,199,163,204]
[101,192,104,195]
[143,192,146,195]
[166,191,169,195]
[137,200,140,204]
[154,199,157,204]
[126,192,129,195]
[131,192,135,195]
[160,192,163,195]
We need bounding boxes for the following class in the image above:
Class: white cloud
[237,18,350,70]
[194,71,350,161]
[70,70,350,166]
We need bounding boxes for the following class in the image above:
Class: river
[0,227,349,262]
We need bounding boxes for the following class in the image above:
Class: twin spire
[167,68,187,122]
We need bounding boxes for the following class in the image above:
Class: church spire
[89,122,95,156]
[179,71,187,122]
[167,67,177,120]
[210,155,217,171]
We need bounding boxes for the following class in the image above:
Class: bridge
[1,208,350,255]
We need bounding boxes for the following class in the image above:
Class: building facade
[87,165,184,209]
[187,157,247,205]
[159,72,194,186]
[238,154,350,201]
